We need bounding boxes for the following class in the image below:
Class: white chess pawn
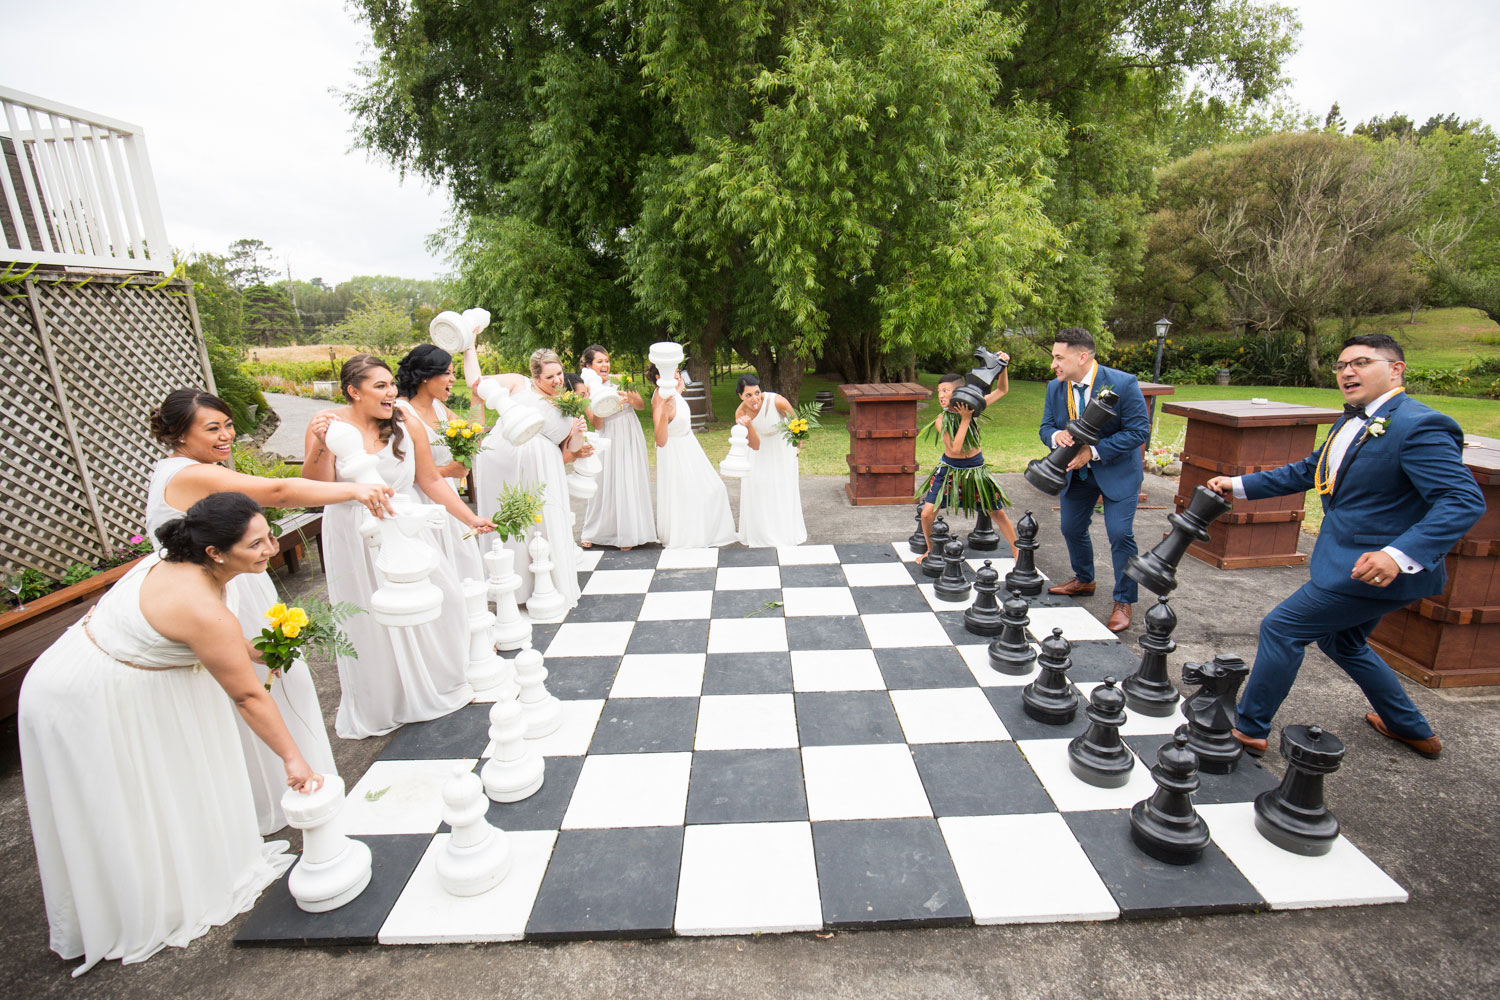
[436,762,512,896]
[720,424,753,477]
[486,536,532,651]
[282,775,373,913]
[462,578,512,698]
[514,645,564,739]
[481,698,545,802]
[524,533,569,623]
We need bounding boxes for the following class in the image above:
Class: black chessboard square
[852,585,931,614]
[1065,639,1143,683]
[525,827,684,939]
[912,742,1056,816]
[779,563,850,588]
[541,655,622,701]
[649,568,719,592]
[454,755,585,833]
[527,622,562,655]
[711,588,785,619]
[984,686,1089,741]
[592,547,663,570]
[812,819,970,928]
[935,611,982,646]
[568,593,647,623]
[785,615,870,651]
[686,748,809,824]
[381,703,493,760]
[235,834,429,946]
[875,646,976,690]
[702,652,794,695]
[588,697,700,754]
[718,546,779,567]
[1063,809,1264,918]
[1122,736,1282,805]
[626,619,710,654]
[795,691,903,745]
[906,561,941,584]
[834,543,902,563]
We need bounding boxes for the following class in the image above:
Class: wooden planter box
[838,382,932,506]
[269,510,325,575]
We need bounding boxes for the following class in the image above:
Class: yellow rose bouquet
[776,402,823,446]
[255,598,362,690]
[553,390,590,420]
[437,416,487,469]
[488,481,548,542]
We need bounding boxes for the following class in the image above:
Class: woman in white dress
[301,355,492,738]
[465,347,594,611]
[732,375,808,548]
[394,344,486,581]
[579,344,656,550]
[143,389,390,834]
[652,365,737,548]
[20,492,320,976]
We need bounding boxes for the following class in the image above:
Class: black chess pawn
[1022,628,1080,724]
[988,595,1037,675]
[1254,725,1345,857]
[1024,389,1120,495]
[967,510,1001,551]
[1122,597,1180,717]
[1129,728,1211,865]
[964,560,1004,635]
[1180,654,1251,774]
[1004,510,1044,597]
[908,503,928,554]
[934,536,972,603]
[1068,677,1136,788]
[922,515,950,578]
[1125,485,1232,596]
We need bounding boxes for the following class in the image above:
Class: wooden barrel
[815,389,836,414]
[682,378,709,431]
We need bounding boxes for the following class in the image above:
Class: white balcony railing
[0,85,170,273]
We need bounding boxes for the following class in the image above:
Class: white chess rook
[649,341,684,399]
[461,578,511,697]
[436,762,513,896]
[486,537,533,650]
[524,533,569,623]
[568,430,609,499]
[720,424,753,477]
[282,775,373,913]
[475,377,545,447]
[513,645,563,739]
[481,697,546,802]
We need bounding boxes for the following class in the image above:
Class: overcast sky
[3,0,1497,285]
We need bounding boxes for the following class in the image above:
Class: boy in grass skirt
[915,362,1019,565]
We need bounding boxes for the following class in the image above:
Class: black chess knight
[1124,485,1232,596]
[948,346,1011,418]
[1024,388,1120,496]
[1180,654,1251,774]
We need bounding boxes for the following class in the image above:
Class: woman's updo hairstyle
[340,354,406,459]
[646,363,661,384]
[529,347,562,377]
[736,374,761,397]
[149,388,234,445]
[154,492,264,565]
[581,344,608,368]
[395,344,453,398]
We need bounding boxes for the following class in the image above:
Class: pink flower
[128,534,144,544]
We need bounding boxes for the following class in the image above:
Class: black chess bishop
[1254,725,1345,857]
[923,515,951,579]
[1129,729,1211,865]
[907,503,928,554]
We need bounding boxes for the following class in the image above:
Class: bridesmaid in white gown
[733,375,808,547]
[579,344,657,550]
[143,388,391,834]
[652,365,737,548]
[302,355,493,738]
[394,344,486,581]
[465,347,594,611]
[20,492,319,976]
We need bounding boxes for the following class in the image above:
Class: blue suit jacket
[1039,365,1151,503]
[1240,393,1485,601]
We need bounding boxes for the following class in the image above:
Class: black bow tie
[1343,404,1367,420]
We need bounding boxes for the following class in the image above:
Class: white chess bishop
[436,762,512,896]
[282,775,373,913]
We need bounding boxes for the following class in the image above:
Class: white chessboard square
[860,612,952,648]
[708,617,789,653]
[893,542,922,563]
[638,590,714,621]
[716,565,782,591]
[781,586,859,617]
[486,699,604,758]
[561,751,693,829]
[918,582,978,612]
[675,822,823,935]
[890,688,1010,744]
[791,648,884,692]
[1017,738,1157,812]
[776,544,839,565]
[657,547,720,570]
[802,744,932,821]
[694,693,799,750]
[582,569,656,595]
[377,830,557,944]
[610,653,707,699]
[576,548,603,572]
[343,759,477,836]
[1026,606,1118,643]
[957,643,1040,687]
[967,557,1018,577]
[940,814,1118,924]
[1197,803,1409,909]
[544,621,635,658]
[1076,681,1189,735]
[842,561,915,587]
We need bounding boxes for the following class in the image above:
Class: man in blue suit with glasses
[1207,334,1484,759]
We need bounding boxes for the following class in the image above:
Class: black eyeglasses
[1332,357,1397,373]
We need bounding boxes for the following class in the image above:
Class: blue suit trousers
[1058,475,1139,604]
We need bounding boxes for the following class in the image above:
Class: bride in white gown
[142,388,391,834]
[301,355,494,738]
[732,374,808,547]
[579,344,656,550]
[19,492,319,976]
[652,366,737,548]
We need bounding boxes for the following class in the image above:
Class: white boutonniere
[1367,417,1389,437]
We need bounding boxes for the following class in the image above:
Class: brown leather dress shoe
[1231,728,1268,757]
[1047,578,1096,597]
[1106,602,1131,632]
[1365,712,1443,758]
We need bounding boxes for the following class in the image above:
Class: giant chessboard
[236,542,1406,947]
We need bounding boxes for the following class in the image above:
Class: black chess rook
[1004,510,1044,597]
[1254,725,1345,857]
[1023,388,1120,496]
[1129,729,1211,865]
[1022,628,1079,724]
[1125,485,1233,596]
[1180,654,1250,774]
[1068,677,1136,788]
[1122,597,1180,717]
[964,560,1004,635]
[988,595,1037,675]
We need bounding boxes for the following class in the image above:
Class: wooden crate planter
[837,383,932,506]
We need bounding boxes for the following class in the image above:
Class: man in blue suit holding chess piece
[1207,334,1485,759]
[1039,328,1151,633]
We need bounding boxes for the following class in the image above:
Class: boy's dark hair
[1053,327,1096,353]
[939,373,965,386]
[1341,333,1404,363]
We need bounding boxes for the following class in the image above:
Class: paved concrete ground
[2,397,1498,997]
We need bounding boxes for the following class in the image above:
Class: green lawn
[1322,306,1500,370]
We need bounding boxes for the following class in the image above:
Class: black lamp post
[1152,316,1172,381]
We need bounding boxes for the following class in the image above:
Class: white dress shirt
[1051,363,1102,461]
